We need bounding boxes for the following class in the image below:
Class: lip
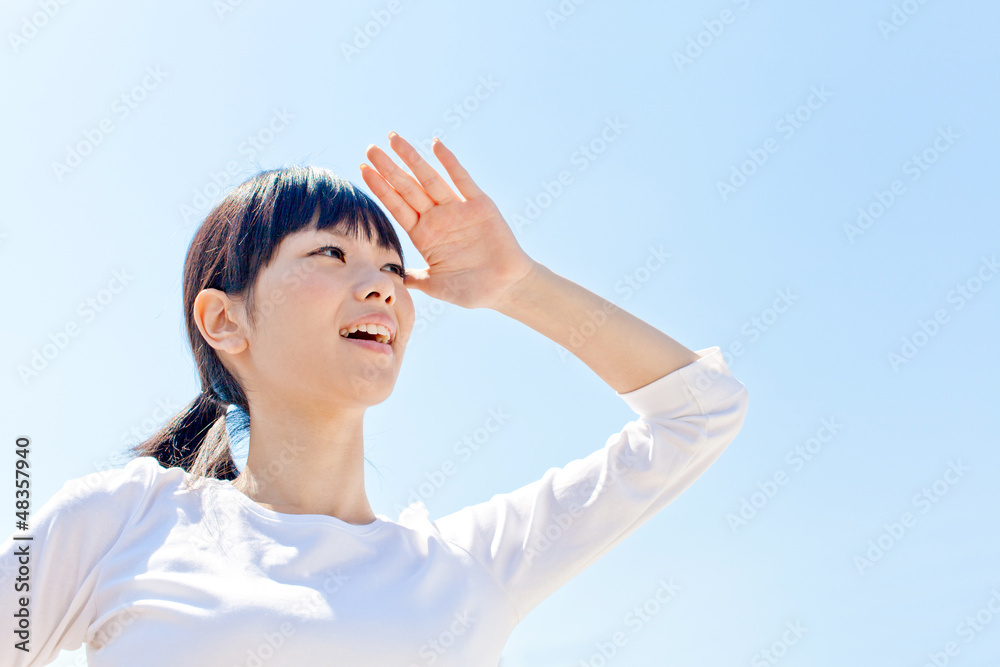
[339,312,397,344]
[341,336,393,355]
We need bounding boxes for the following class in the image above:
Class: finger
[387,132,461,205]
[365,143,437,216]
[403,267,431,292]
[431,138,485,200]
[359,163,419,233]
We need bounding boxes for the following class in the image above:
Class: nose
[355,266,396,305]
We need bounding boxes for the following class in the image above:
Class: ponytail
[128,390,240,483]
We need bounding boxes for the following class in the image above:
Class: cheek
[255,279,331,341]
[397,291,416,337]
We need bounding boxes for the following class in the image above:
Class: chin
[355,382,396,407]
[343,366,399,404]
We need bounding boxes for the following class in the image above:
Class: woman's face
[237,222,415,410]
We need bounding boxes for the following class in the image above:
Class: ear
[193,288,249,355]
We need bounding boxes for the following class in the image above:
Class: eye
[316,245,345,259]
[317,246,405,277]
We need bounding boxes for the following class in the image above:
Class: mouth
[339,322,393,345]
[339,329,393,354]
[338,316,397,357]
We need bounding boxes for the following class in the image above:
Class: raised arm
[490,259,701,393]
[362,132,750,624]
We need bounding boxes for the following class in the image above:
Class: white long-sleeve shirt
[1,346,749,667]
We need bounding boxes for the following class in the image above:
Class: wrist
[491,257,544,317]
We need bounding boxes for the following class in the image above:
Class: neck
[230,397,377,525]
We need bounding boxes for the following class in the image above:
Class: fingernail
[388,131,398,139]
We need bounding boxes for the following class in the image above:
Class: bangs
[309,177,404,266]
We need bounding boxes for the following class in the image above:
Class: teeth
[339,323,393,344]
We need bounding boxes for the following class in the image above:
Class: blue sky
[2,0,998,665]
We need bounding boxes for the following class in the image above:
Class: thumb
[403,267,431,292]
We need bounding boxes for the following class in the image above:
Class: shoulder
[11,457,185,563]
[53,456,184,517]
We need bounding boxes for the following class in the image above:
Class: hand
[359,132,537,310]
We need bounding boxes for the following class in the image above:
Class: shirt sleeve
[430,346,750,622]
[0,456,155,667]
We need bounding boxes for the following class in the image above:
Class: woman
[1,133,749,666]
